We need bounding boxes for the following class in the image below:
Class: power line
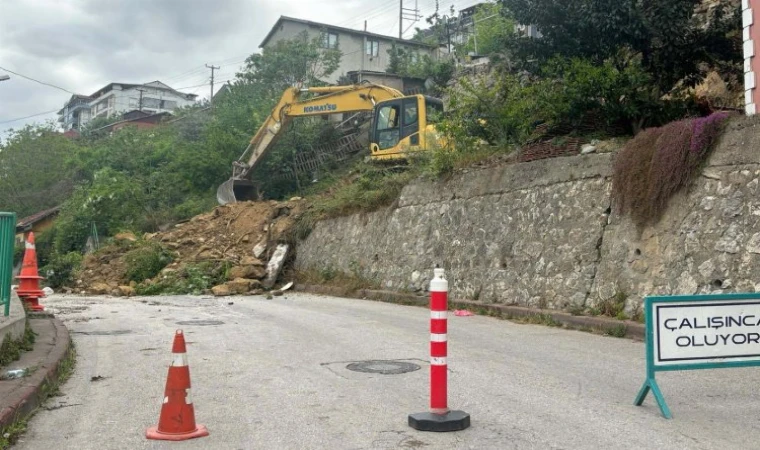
[0,109,60,125]
[0,66,79,95]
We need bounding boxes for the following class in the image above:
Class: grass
[0,336,76,450]
[605,324,628,338]
[588,290,628,319]
[0,319,37,368]
[291,144,509,242]
[135,261,231,296]
[293,162,421,241]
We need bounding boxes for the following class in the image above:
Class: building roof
[88,81,198,101]
[260,16,437,49]
[16,206,61,232]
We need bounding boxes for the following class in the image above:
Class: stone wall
[296,116,760,312]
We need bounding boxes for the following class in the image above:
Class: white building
[58,81,198,131]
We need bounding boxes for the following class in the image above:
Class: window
[403,101,418,127]
[142,97,160,108]
[128,97,139,108]
[410,52,419,64]
[160,100,177,109]
[375,102,401,150]
[366,40,379,57]
[425,98,444,124]
[321,31,338,49]
[401,98,419,142]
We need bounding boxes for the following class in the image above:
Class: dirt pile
[71,198,306,296]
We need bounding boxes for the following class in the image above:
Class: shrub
[612,112,732,228]
[123,242,173,283]
[135,262,229,295]
[40,252,83,289]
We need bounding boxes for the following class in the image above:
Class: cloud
[0,0,447,137]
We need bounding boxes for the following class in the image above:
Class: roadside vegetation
[0,0,743,290]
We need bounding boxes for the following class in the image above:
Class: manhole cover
[345,360,421,375]
[175,320,224,326]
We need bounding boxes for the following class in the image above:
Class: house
[344,70,426,94]
[58,81,198,131]
[14,206,60,245]
[260,16,440,85]
[90,110,173,133]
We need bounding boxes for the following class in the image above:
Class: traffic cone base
[19,297,44,311]
[146,423,208,441]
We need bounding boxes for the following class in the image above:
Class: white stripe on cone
[172,353,188,367]
[431,356,447,366]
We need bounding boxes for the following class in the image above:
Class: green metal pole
[0,212,17,317]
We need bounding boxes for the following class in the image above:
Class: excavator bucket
[216,178,257,205]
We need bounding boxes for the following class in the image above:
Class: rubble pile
[71,198,306,297]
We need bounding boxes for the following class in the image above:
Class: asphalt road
[14,293,760,449]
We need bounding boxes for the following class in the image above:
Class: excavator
[216,82,445,204]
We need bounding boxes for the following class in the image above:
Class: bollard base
[408,410,470,432]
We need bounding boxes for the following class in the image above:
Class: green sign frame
[0,212,16,317]
[634,292,760,419]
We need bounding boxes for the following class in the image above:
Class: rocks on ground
[72,199,305,296]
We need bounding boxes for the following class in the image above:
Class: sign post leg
[634,376,672,419]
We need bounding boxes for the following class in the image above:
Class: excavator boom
[216,83,405,204]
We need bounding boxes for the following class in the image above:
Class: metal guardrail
[0,212,16,317]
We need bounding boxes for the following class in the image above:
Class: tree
[457,2,515,56]
[498,0,741,96]
[0,123,80,217]
[236,30,342,95]
[386,45,455,91]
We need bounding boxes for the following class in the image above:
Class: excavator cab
[369,95,444,161]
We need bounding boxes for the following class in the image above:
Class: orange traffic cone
[146,330,209,441]
[15,232,45,311]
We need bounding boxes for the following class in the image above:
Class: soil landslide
[71,198,305,296]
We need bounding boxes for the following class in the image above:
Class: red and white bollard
[408,267,470,432]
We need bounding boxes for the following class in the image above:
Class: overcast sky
[0,0,482,138]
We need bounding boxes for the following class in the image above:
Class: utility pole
[361,20,367,83]
[400,0,421,39]
[136,88,147,111]
[205,63,220,108]
[399,0,403,39]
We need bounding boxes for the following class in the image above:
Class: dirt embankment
[71,199,306,297]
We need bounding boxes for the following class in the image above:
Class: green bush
[135,262,229,295]
[40,252,83,289]
[123,242,173,283]
[12,244,24,267]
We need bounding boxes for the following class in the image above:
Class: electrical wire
[0,109,60,125]
[0,66,79,95]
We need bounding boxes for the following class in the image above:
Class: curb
[0,318,72,433]
[294,284,645,341]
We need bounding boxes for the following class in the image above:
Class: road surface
[14,293,760,449]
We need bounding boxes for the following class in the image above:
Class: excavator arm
[217,83,405,204]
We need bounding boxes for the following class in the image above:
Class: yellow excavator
[216,82,445,204]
